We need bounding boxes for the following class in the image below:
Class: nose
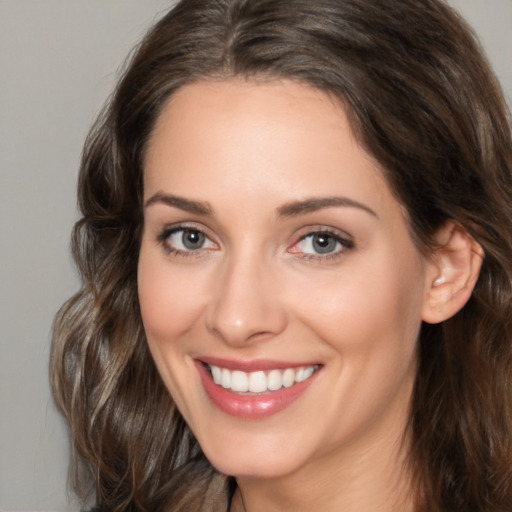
[205,252,287,347]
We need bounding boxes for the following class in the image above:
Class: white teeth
[303,366,314,380]
[267,369,282,391]
[231,370,249,392]
[208,364,318,393]
[248,371,267,393]
[221,368,231,389]
[282,368,295,388]
[211,366,222,385]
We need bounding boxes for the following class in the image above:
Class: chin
[196,426,315,479]
[208,452,303,480]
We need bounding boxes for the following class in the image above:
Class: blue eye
[172,228,206,250]
[301,233,339,254]
[292,230,353,258]
[159,227,217,255]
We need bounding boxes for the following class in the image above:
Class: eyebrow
[144,192,377,219]
[144,192,212,215]
[276,197,378,218]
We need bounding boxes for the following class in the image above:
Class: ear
[422,222,484,324]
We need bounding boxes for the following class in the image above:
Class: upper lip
[197,356,321,372]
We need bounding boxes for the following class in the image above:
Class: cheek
[289,251,425,361]
[137,250,208,347]
[137,249,211,417]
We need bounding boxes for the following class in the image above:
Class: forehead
[143,79,397,221]
[145,79,353,170]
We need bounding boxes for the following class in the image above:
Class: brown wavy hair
[50,0,512,510]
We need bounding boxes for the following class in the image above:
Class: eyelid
[157,222,219,257]
[287,226,354,260]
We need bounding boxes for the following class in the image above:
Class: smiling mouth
[206,364,321,394]
[196,360,322,418]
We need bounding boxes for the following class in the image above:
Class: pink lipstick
[195,358,321,419]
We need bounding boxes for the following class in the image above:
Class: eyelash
[290,229,354,263]
[157,225,217,259]
[156,225,354,262]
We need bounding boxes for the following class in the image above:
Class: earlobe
[421,222,484,324]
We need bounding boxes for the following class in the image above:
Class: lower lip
[196,361,319,420]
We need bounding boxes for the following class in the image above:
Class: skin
[138,79,443,511]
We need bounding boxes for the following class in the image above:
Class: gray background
[0,1,510,510]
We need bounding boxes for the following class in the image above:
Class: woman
[50,0,512,511]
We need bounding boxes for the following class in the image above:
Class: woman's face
[138,80,436,479]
